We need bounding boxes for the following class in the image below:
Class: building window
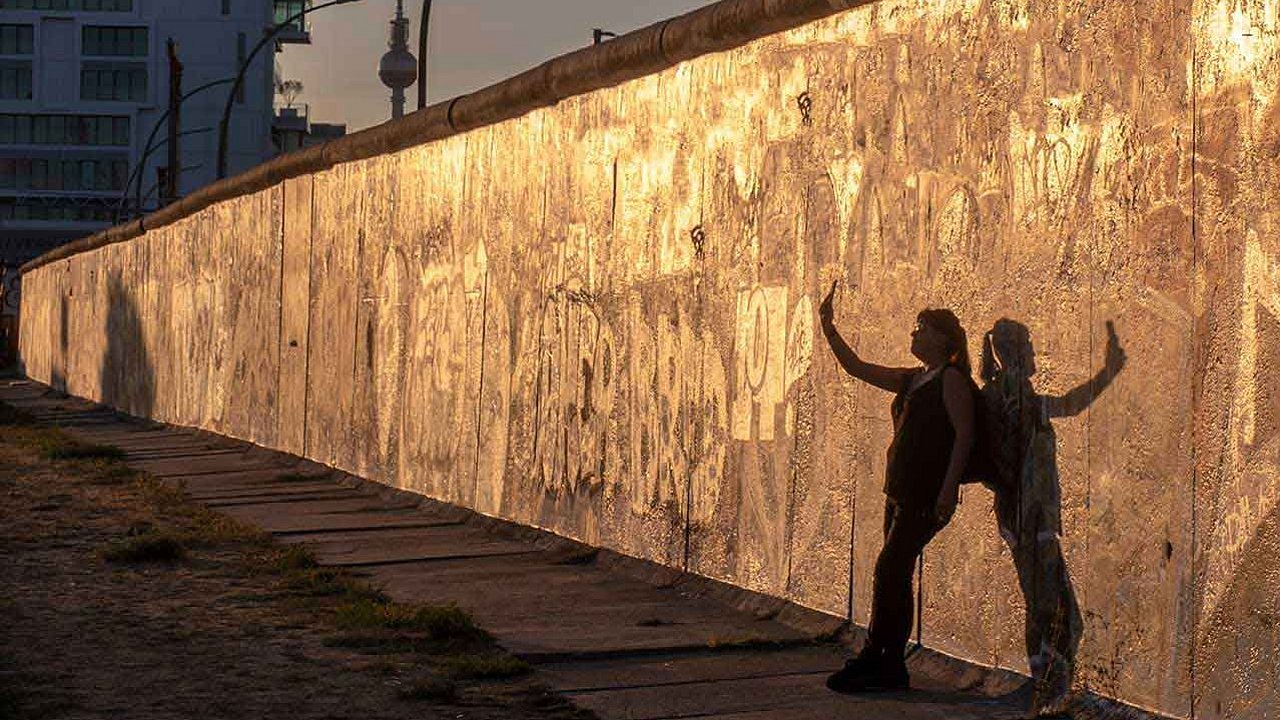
[0,25,34,55]
[274,0,307,28]
[0,114,129,146]
[82,25,147,56]
[0,155,128,192]
[80,61,145,101]
[0,61,32,100]
[0,197,119,223]
[0,0,133,10]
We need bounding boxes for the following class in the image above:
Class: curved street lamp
[116,77,234,221]
[217,0,365,179]
[138,164,205,209]
[416,0,430,110]
[115,127,215,221]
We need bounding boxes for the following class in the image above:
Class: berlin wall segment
[18,0,1280,718]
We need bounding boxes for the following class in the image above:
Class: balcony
[273,0,311,45]
[272,103,308,153]
[272,103,346,154]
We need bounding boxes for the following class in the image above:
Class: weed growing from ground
[101,531,187,563]
[87,460,139,485]
[322,633,422,654]
[282,566,389,604]
[270,545,319,572]
[440,653,531,680]
[35,436,124,461]
[132,475,267,545]
[397,676,457,703]
[335,600,485,642]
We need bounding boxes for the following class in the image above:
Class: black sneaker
[826,659,867,693]
[856,661,910,692]
[826,653,909,694]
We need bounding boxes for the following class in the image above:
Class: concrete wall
[18,0,1280,717]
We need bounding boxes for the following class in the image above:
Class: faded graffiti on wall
[400,236,488,502]
[730,286,813,442]
[527,233,731,525]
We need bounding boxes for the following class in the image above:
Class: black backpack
[960,376,1009,492]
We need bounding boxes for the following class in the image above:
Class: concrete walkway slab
[202,489,364,506]
[218,503,449,535]
[129,455,288,478]
[122,447,245,461]
[539,646,849,690]
[170,469,333,492]
[281,524,536,567]
[184,481,352,501]
[74,433,217,451]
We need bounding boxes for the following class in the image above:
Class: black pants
[867,499,942,661]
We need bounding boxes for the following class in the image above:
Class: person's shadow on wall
[100,276,154,420]
[978,318,1125,715]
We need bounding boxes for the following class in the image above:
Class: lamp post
[416,0,431,110]
[163,38,183,208]
[139,164,205,210]
[115,129,214,221]
[217,0,365,179]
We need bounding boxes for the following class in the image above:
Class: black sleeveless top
[884,366,959,508]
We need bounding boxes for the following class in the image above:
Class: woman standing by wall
[818,282,976,692]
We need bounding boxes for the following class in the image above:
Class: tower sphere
[379,47,417,90]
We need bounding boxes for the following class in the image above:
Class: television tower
[379,0,417,119]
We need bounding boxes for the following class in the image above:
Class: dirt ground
[0,405,594,720]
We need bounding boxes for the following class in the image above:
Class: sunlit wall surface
[19,0,1280,717]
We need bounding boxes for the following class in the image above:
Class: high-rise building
[0,0,317,329]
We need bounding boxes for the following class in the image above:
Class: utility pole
[162,39,183,208]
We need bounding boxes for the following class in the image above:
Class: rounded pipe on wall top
[446,63,554,133]
[544,19,670,101]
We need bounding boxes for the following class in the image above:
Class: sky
[279,0,715,132]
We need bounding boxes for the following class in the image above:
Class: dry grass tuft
[132,475,267,545]
[269,545,319,572]
[335,600,485,641]
[35,436,124,461]
[440,653,531,680]
[397,676,458,703]
[282,566,389,604]
[101,531,187,563]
